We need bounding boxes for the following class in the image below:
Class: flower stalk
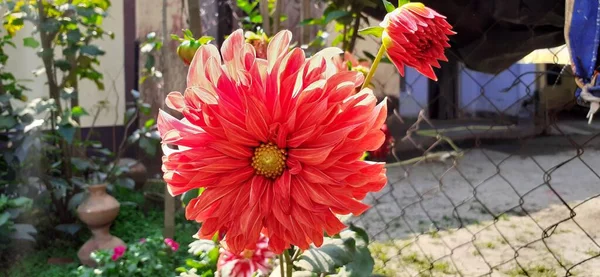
[361,44,386,90]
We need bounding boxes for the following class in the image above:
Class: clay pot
[77,184,125,267]
[118,158,148,190]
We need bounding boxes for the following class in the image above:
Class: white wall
[5,1,125,128]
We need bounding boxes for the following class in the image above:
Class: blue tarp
[566,0,600,123]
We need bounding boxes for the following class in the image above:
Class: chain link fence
[352,9,600,276]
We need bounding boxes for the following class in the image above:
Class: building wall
[5,1,125,128]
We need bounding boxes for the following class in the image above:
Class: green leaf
[57,123,76,144]
[71,106,89,118]
[139,103,152,115]
[0,115,17,129]
[115,177,135,190]
[54,59,71,71]
[183,29,194,39]
[398,0,410,7]
[197,36,214,45]
[336,246,374,277]
[55,223,81,235]
[124,107,136,124]
[139,136,157,156]
[8,197,31,208]
[358,26,384,38]
[66,29,82,43]
[23,37,39,48]
[170,34,181,41]
[144,118,156,129]
[181,189,200,207]
[299,18,321,26]
[348,224,369,244]
[48,177,69,189]
[324,10,351,25]
[295,237,357,274]
[68,192,86,211]
[71,157,93,171]
[0,212,10,226]
[80,45,105,56]
[382,0,396,12]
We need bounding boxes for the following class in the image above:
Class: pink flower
[158,29,387,254]
[333,51,371,76]
[139,238,147,244]
[164,238,180,251]
[111,245,126,261]
[218,235,275,277]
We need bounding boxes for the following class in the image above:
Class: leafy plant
[0,195,35,250]
[236,0,287,35]
[175,236,219,277]
[291,224,374,277]
[0,1,160,230]
[2,0,115,223]
[301,0,378,53]
[75,236,184,277]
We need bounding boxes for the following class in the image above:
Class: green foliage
[0,195,35,250]
[300,0,377,53]
[75,236,183,277]
[381,0,395,13]
[294,225,374,276]
[0,1,160,231]
[175,237,219,277]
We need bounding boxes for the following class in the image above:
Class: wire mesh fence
[194,1,600,275]
[343,2,600,275]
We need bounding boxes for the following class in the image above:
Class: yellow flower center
[241,249,254,259]
[251,143,286,179]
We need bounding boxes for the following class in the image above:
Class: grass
[0,187,198,277]
[585,249,600,257]
[400,252,455,275]
[505,264,557,277]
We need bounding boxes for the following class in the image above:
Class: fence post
[428,57,459,119]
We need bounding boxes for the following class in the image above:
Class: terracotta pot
[77,184,125,267]
[118,158,148,190]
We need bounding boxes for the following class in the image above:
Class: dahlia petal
[187,44,221,87]
[221,29,246,84]
[245,96,270,142]
[208,140,253,159]
[186,185,240,220]
[267,30,292,71]
[157,109,204,137]
[416,64,437,81]
[249,175,268,207]
[184,86,218,106]
[165,91,185,112]
[273,171,292,214]
[288,146,334,166]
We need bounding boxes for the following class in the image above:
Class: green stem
[284,250,293,277]
[361,44,386,90]
[279,254,285,277]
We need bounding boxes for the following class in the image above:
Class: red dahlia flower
[380,3,455,81]
[158,29,388,254]
[218,235,274,277]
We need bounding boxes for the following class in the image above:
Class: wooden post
[187,0,202,36]
[428,57,459,119]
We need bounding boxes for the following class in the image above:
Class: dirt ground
[355,131,600,276]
